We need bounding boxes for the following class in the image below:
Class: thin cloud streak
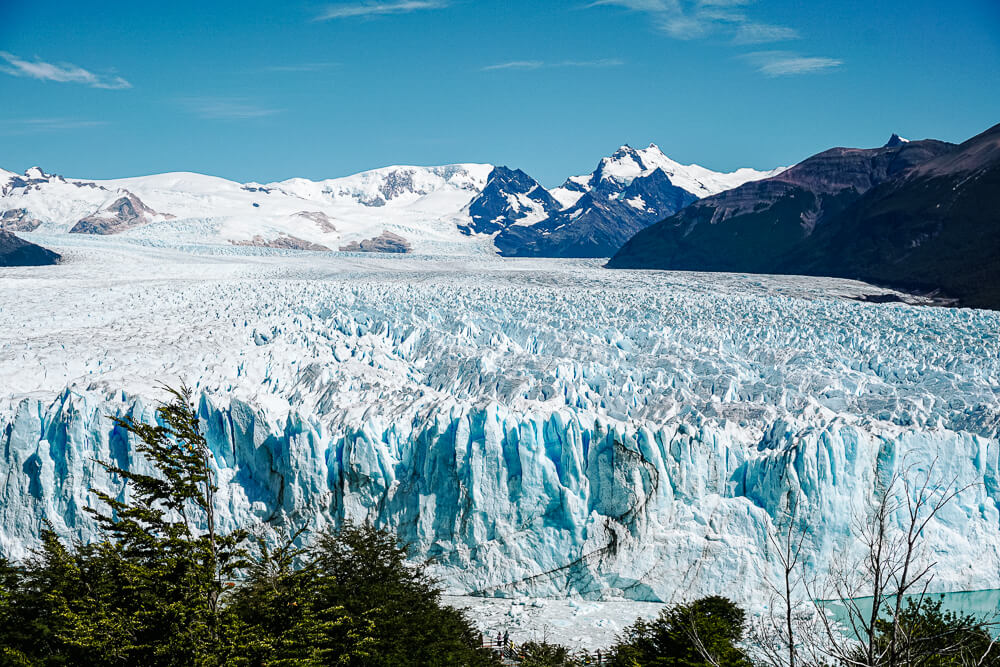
[0,118,109,135]
[482,58,624,71]
[744,50,843,76]
[316,1,448,20]
[732,22,800,44]
[588,0,673,10]
[179,98,282,120]
[0,52,131,89]
[482,60,545,71]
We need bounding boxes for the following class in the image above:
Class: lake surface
[825,589,1000,635]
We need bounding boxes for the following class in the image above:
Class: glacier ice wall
[1,247,999,603]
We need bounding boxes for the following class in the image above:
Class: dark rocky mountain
[495,166,698,257]
[608,124,1000,310]
[485,145,747,257]
[884,133,909,148]
[0,230,61,266]
[461,167,562,235]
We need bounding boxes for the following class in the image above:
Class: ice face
[1,238,998,604]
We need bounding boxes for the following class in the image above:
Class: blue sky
[1,0,998,186]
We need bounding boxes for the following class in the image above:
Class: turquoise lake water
[824,589,1000,634]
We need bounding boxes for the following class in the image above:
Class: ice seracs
[0,244,997,607]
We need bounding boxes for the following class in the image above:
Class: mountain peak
[24,166,48,180]
[884,133,910,148]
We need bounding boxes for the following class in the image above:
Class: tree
[0,386,251,665]
[305,522,499,666]
[608,596,752,667]
[746,493,829,667]
[219,530,377,666]
[516,640,577,667]
[862,596,998,667]
[79,384,249,663]
[809,459,977,667]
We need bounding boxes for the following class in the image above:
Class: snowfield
[1,236,999,643]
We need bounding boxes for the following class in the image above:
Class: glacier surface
[1,236,999,607]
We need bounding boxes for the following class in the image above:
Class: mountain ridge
[1,147,780,257]
[607,123,1000,310]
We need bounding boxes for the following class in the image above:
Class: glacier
[1,236,999,608]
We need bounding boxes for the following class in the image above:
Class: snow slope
[0,164,496,255]
[1,237,998,610]
[551,144,785,201]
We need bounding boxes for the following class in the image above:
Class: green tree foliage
[220,524,500,666]
[304,522,498,666]
[218,531,377,666]
[607,596,752,667]
[0,385,247,665]
[515,640,577,666]
[862,596,999,667]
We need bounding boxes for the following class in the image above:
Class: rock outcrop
[69,191,168,235]
[339,231,411,253]
[231,234,331,251]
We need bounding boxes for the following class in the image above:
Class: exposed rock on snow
[339,231,412,253]
[230,234,331,251]
[0,208,44,232]
[69,191,171,235]
[293,211,337,233]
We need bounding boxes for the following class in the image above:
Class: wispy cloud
[483,60,545,71]
[482,58,624,71]
[589,0,672,10]
[0,52,131,89]
[179,98,282,120]
[0,118,109,135]
[316,0,448,20]
[732,22,799,44]
[744,50,842,76]
[588,0,800,45]
[262,62,340,72]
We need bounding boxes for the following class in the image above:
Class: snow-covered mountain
[567,143,784,199]
[483,144,784,257]
[0,163,496,255]
[0,146,781,257]
[460,167,563,235]
[608,124,1000,311]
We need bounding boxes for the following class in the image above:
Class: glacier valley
[1,236,999,636]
